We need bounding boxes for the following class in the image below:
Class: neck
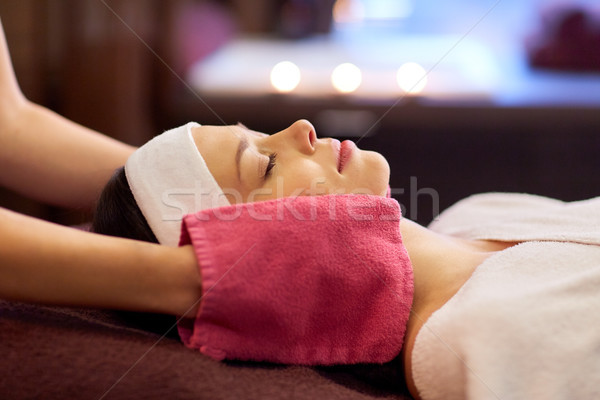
[399,218,514,400]
[400,218,496,316]
[399,218,489,400]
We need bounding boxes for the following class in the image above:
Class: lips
[337,140,355,173]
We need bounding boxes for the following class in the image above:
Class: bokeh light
[270,61,301,93]
[331,63,362,94]
[333,0,413,24]
[396,62,428,94]
[333,0,365,24]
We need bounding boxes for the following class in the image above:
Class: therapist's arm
[0,207,202,317]
[0,20,135,210]
[0,22,202,316]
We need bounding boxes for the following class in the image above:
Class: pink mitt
[177,194,413,365]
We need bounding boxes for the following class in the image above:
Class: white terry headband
[125,122,230,246]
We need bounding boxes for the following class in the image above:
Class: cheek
[249,153,389,201]
[279,164,333,196]
[257,157,335,199]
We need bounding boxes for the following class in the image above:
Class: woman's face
[192,119,389,204]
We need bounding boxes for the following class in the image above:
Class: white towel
[412,193,600,400]
[125,122,230,246]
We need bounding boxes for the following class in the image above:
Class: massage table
[1,300,412,399]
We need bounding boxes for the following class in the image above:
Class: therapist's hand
[0,206,203,317]
[0,21,201,318]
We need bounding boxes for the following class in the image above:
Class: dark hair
[91,167,158,243]
[92,167,179,337]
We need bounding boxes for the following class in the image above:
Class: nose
[273,119,316,155]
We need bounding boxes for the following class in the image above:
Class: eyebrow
[235,132,249,183]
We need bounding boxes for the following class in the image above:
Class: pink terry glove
[177,194,414,365]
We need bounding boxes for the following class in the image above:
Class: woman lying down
[92,120,600,400]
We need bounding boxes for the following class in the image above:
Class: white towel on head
[125,122,230,246]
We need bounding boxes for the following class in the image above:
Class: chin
[356,150,390,196]
[372,154,391,196]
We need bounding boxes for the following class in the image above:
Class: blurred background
[1,0,599,226]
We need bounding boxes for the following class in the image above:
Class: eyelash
[264,153,277,178]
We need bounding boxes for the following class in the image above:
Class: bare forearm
[0,101,135,210]
[0,207,201,317]
[0,21,135,209]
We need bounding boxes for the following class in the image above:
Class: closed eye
[264,153,277,178]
